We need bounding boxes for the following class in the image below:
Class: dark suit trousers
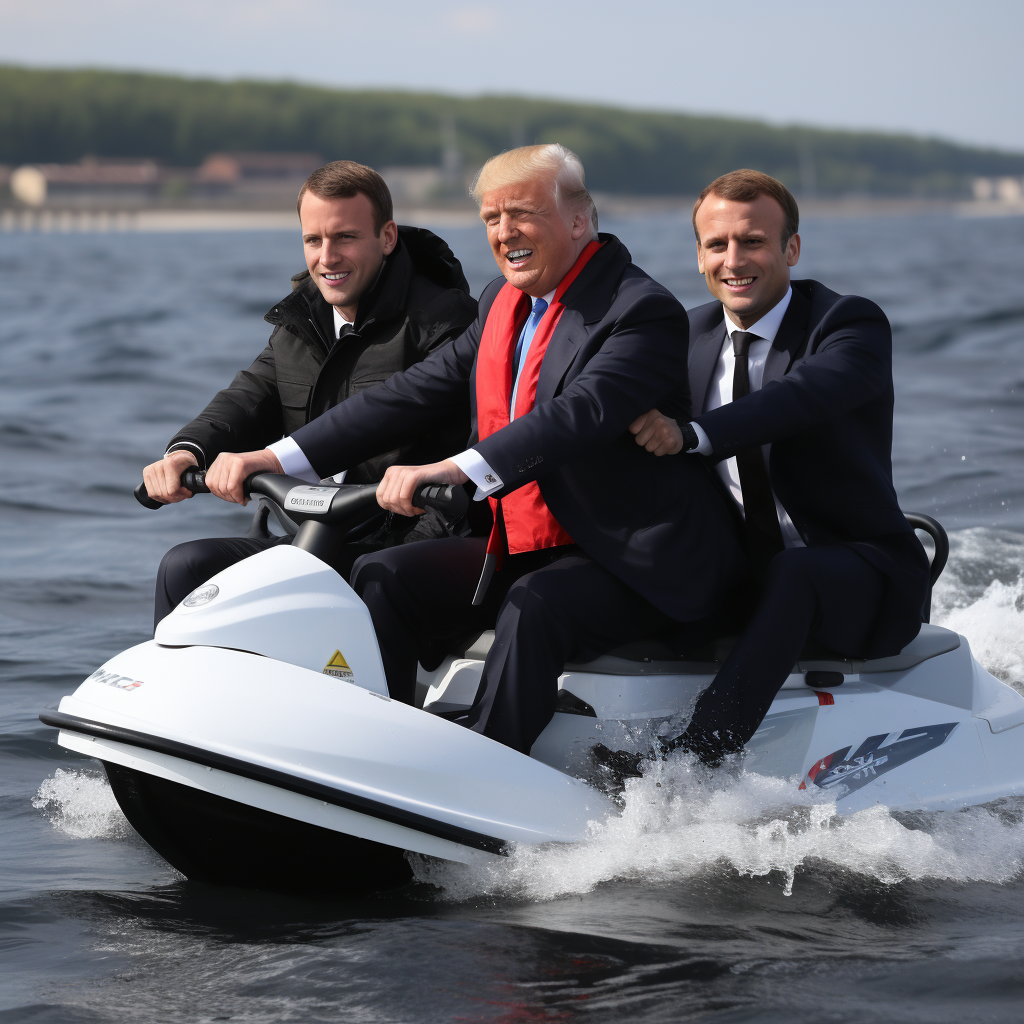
[676,544,886,761]
[350,537,672,754]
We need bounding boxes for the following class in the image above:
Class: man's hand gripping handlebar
[138,449,283,506]
[135,467,209,509]
[135,466,469,525]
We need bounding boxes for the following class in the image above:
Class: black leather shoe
[589,742,650,795]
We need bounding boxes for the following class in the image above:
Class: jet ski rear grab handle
[135,469,470,562]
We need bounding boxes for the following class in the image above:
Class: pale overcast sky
[3,0,1022,152]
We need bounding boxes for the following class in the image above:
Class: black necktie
[731,331,785,569]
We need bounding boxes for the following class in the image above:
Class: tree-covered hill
[2,65,1022,196]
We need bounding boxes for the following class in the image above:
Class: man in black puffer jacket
[145,161,477,625]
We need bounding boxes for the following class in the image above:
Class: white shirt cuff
[689,421,713,456]
[268,437,320,484]
[164,441,206,469]
[450,449,503,501]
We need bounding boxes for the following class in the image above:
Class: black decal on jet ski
[799,723,958,794]
[554,689,597,717]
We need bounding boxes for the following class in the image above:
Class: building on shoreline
[3,152,478,212]
[9,158,169,206]
[6,153,323,209]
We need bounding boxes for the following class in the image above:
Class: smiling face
[695,193,801,329]
[299,191,398,321]
[479,175,591,297]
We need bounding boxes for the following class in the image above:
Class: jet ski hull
[44,639,613,892]
[41,544,1024,894]
[103,762,413,892]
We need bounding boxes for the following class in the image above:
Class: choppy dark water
[2,211,1023,1023]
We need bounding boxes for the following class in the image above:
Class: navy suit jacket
[688,279,929,656]
[289,235,746,621]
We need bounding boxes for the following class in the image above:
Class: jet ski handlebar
[134,469,469,525]
[134,468,209,508]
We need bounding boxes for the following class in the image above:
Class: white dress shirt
[269,306,354,484]
[688,287,804,548]
[332,307,353,337]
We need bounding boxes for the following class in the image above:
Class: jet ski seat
[458,624,961,678]
[455,513,953,681]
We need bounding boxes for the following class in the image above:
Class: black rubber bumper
[40,710,507,856]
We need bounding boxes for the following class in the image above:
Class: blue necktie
[510,297,548,418]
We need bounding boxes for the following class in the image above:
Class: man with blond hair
[209,144,745,755]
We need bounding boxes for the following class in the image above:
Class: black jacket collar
[689,318,726,417]
[763,282,812,386]
[689,280,816,412]
[559,233,632,324]
[535,234,632,404]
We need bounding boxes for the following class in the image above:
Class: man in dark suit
[209,144,746,755]
[601,169,930,771]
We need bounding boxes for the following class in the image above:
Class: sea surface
[1,210,1023,1023]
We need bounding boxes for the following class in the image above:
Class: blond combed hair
[471,144,598,236]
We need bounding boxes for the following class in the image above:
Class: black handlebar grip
[412,483,470,521]
[133,481,164,510]
[241,471,264,499]
[181,468,210,494]
[134,467,210,509]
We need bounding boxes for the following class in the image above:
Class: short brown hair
[296,160,394,235]
[692,169,799,249]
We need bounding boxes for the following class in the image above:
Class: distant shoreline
[2,197,1022,234]
[595,194,1024,220]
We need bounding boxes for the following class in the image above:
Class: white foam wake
[411,759,1024,900]
[933,527,1024,685]
[32,767,130,839]
[412,527,1024,900]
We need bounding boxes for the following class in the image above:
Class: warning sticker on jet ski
[799,722,958,795]
[323,650,354,681]
[85,668,144,692]
[284,485,335,514]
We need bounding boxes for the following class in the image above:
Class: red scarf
[475,240,602,557]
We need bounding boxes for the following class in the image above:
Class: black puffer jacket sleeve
[165,225,476,472]
[166,336,285,467]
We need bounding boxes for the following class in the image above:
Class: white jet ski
[40,471,1024,893]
